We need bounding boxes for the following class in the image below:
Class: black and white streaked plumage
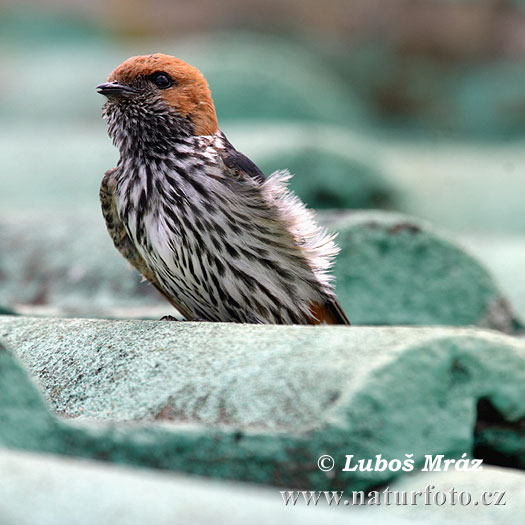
[97,53,350,325]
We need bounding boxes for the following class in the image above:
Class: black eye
[150,72,173,89]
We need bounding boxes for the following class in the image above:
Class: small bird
[97,53,350,325]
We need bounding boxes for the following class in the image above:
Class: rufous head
[97,53,218,136]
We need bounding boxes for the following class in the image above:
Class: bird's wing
[219,138,266,182]
[100,169,195,319]
[217,144,351,326]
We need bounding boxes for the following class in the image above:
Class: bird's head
[97,54,218,147]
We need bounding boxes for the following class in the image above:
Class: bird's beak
[96,82,138,97]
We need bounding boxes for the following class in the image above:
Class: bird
[96,53,350,325]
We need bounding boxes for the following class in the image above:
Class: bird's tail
[309,299,351,325]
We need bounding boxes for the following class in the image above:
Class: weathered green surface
[1,318,524,491]
[0,338,62,452]
[326,211,521,331]
[0,213,162,318]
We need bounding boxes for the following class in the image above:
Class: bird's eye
[150,72,173,89]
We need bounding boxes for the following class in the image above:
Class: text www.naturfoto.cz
[280,485,506,507]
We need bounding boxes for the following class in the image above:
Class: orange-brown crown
[108,53,218,136]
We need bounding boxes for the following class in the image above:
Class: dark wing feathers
[219,139,266,183]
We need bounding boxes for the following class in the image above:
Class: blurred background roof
[2,0,525,136]
[1,0,525,317]
[2,1,525,224]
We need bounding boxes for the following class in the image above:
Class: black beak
[96,82,138,97]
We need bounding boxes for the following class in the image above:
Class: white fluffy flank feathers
[260,170,339,294]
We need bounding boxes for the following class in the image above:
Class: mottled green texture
[1,317,524,491]
[326,211,519,331]
[0,213,162,317]
[0,339,65,454]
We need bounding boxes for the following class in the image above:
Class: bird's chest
[114,163,220,298]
